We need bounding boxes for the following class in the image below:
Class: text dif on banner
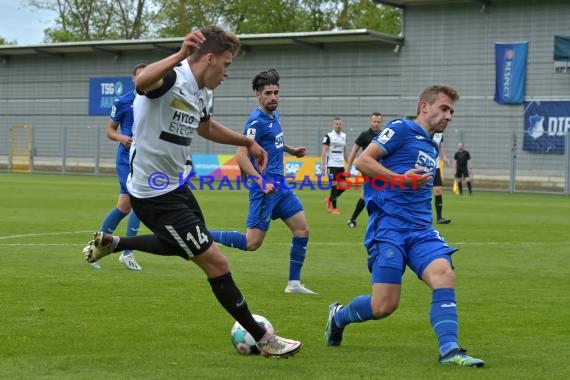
[523,101,570,154]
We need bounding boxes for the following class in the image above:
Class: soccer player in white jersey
[321,117,348,214]
[82,26,302,358]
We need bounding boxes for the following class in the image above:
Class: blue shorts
[366,214,457,284]
[116,162,130,195]
[246,188,303,231]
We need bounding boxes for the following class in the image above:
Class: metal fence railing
[1,125,569,195]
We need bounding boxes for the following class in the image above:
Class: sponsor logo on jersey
[415,150,437,172]
[275,132,284,148]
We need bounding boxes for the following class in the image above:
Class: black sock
[467,182,472,194]
[435,195,443,219]
[330,187,337,208]
[116,235,185,257]
[458,182,463,194]
[208,273,266,341]
[336,188,345,198]
[351,198,365,221]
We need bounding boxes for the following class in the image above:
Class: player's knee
[246,238,263,251]
[427,265,456,288]
[197,245,230,275]
[293,225,309,237]
[433,186,443,196]
[372,300,399,319]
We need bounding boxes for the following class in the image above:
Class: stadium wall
[0,0,569,193]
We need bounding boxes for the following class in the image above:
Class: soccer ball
[230,314,274,355]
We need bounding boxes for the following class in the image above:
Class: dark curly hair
[252,68,280,92]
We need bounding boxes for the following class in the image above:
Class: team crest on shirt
[246,128,256,139]
[378,128,395,143]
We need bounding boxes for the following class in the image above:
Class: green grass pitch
[0,173,569,379]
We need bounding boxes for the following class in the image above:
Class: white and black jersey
[433,133,443,165]
[127,59,211,198]
[323,131,346,168]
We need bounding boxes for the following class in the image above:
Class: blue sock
[210,230,247,251]
[430,288,459,356]
[289,236,308,281]
[100,208,128,234]
[123,212,141,256]
[334,295,375,329]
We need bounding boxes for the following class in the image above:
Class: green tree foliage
[27,0,162,42]
[28,0,400,42]
[0,36,17,45]
[337,0,400,35]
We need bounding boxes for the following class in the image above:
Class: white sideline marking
[0,243,84,246]
[0,230,93,240]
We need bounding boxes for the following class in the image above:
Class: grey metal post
[509,131,517,193]
[62,127,67,175]
[30,126,35,173]
[564,132,570,195]
[95,126,101,175]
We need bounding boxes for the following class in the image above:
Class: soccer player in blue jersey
[325,84,485,367]
[92,63,146,270]
[210,68,316,295]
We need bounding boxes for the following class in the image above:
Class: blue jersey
[110,90,136,165]
[243,108,284,180]
[364,118,439,227]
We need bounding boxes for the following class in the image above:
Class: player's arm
[284,145,306,158]
[440,142,451,165]
[453,152,458,173]
[236,147,274,193]
[346,143,361,173]
[135,31,205,92]
[236,145,276,194]
[320,138,329,174]
[357,143,432,188]
[197,118,267,174]
[105,119,132,148]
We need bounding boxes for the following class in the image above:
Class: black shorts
[130,186,213,259]
[433,168,443,187]
[327,167,347,182]
[455,166,469,179]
